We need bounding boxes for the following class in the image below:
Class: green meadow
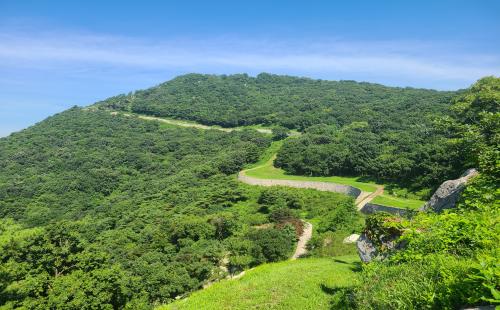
[162,256,360,310]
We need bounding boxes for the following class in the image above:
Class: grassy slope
[372,194,424,210]
[244,142,379,192]
[244,141,426,208]
[161,256,360,310]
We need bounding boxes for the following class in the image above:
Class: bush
[352,255,475,310]
[248,226,296,262]
[317,200,359,233]
[307,231,358,257]
[271,126,290,141]
[257,187,303,211]
[392,206,498,261]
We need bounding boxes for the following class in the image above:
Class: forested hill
[0,74,497,309]
[0,107,362,308]
[96,73,456,130]
[95,73,461,192]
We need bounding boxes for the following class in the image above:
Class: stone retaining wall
[360,203,411,216]
[238,172,362,198]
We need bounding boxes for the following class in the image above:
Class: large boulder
[420,168,478,213]
[356,232,403,263]
[357,169,479,263]
[356,233,378,263]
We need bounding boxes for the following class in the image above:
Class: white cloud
[0,29,499,89]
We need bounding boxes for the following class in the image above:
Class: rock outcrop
[360,203,411,216]
[357,169,479,263]
[356,234,378,263]
[356,232,404,263]
[420,168,478,213]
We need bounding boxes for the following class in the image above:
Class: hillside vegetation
[0,109,277,308]
[163,256,360,310]
[0,108,360,308]
[97,73,458,194]
[344,77,500,309]
[0,74,497,309]
[97,73,453,131]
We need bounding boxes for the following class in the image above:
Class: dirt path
[292,222,313,260]
[238,154,385,259]
[355,185,384,210]
[113,111,273,134]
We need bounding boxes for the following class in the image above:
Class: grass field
[161,256,360,310]
[371,194,424,210]
[243,141,426,209]
[246,140,285,169]
[244,142,379,192]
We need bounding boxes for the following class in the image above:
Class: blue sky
[1,0,499,137]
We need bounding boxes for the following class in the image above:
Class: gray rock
[357,169,479,263]
[357,230,409,262]
[356,233,378,263]
[360,203,411,216]
[420,168,478,213]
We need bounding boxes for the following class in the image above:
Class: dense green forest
[274,78,497,193]
[0,109,359,308]
[97,73,457,193]
[97,73,454,131]
[0,74,498,309]
[274,119,462,193]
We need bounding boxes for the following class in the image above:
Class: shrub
[353,255,475,310]
[269,208,304,238]
[317,200,359,233]
[248,226,296,262]
[271,126,290,141]
[258,187,303,210]
[307,231,358,257]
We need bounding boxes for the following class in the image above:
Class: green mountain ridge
[0,74,498,309]
[96,73,455,130]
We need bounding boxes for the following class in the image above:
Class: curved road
[239,159,384,210]
[238,156,384,258]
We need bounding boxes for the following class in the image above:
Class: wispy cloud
[1,29,498,89]
[0,27,498,137]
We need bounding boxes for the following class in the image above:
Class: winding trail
[355,185,384,210]
[238,153,385,259]
[292,221,313,260]
[113,111,273,134]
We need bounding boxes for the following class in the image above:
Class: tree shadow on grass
[331,258,363,273]
[320,284,356,310]
[332,258,350,264]
[349,261,363,272]
[320,283,342,295]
